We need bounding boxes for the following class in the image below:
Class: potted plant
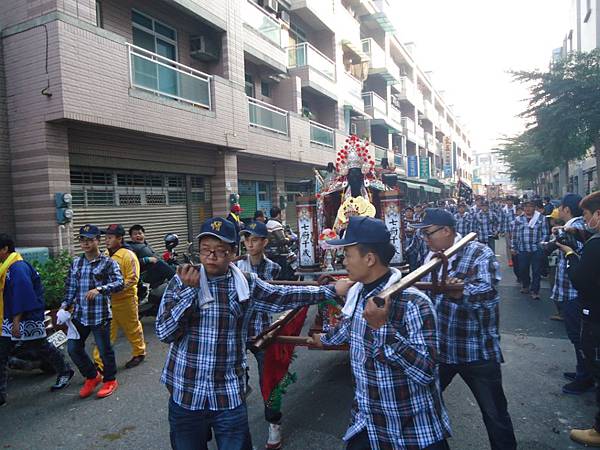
[33,251,73,331]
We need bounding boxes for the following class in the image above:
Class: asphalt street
[1,238,597,450]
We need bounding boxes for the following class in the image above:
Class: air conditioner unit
[278,9,290,24]
[190,35,220,61]
[264,0,278,12]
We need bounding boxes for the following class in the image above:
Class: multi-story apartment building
[540,0,600,198]
[0,0,472,251]
[472,151,514,196]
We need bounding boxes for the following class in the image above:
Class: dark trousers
[487,237,496,253]
[253,349,283,424]
[511,253,521,282]
[67,319,116,381]
[563,299,590,380]
[580,320,600,431]
[440,360,517,450]
[517,250,544,294]
[345,429,450,450]
[0,336,71,395]
[168,397,252,450]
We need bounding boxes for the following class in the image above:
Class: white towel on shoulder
[341,267,402,317]
[197,263,251,309]
[528,210,541,229]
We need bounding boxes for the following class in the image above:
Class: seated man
[127,224,175,288]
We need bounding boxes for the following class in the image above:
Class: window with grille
[70,168,189,207]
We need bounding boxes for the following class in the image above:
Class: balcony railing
[244,0,282,46]
[362,91,387,117]
[389,104,402,125]
[288,42,335,80]
[374,145,388,163]
[310,120,334,148]
[248,97,289,135]
[342,72,363,103]
[128,44,212,109]
[401,117,416,134]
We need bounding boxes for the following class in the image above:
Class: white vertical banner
[297,207,316,267]
[383,203,403,264]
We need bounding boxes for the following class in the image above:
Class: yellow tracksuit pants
[93,295,146,369]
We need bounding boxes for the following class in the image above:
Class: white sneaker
[266,423,282,449]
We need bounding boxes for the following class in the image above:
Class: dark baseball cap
[196,217,237,244]
[240,221,268,238]
[105,224,125,236]
[327,217,391,247]
[79,224,101,238]
[561,193,583,215]
[409,208,456,229]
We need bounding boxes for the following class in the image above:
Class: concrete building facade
[0,0,473,251]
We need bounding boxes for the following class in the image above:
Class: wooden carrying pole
[255,232,478,349]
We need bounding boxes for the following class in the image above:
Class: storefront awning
[423,185,442,194]
[399,180,423,191]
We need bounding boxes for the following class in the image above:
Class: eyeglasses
[78,237,97,243]
[199,248,231,258]
[421,227,444,239]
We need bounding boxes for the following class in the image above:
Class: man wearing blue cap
[414,208,516,450]
[156,217,341,450]
[310,216,451,450]
[237,221,284,450]
[60,224,124,399]
[552,194,592,394]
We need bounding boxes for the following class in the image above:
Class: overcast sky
[390,0,572,153]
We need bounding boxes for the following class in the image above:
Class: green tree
[495,131,553,189]
[512,49,600,184]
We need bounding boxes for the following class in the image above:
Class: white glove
[56,308,71,325]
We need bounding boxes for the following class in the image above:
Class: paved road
[1,238,596,449]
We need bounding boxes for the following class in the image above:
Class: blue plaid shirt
[424,241,504,364]
[500,206,517,234]
[552,217,586,302]
[156,270,335,411]
[511,213,548,252]
[405,232,429,266]
[236,255,281,341]
[61,254,124,326]
[321,282,451,449]
[454,212,473,237]
[473,210,500,243]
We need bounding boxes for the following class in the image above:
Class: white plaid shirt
[454,212,473,237]
[236,255,281,341]
[321,281,451,449]
[61,254,124,326]
[552,217,586,302]
[424,241,504,364]
[511,214,549,252]
[156,270,335,411]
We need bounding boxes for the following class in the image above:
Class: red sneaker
[79,373,102,398]
[97,380,118,398]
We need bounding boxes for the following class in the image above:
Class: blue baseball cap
[240,221,268,238]
[79,224,101,238]
[409,208,456,229]
[196,217,237,244]
[327,216,391,247]
[561,193,583,215]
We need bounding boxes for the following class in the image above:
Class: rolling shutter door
[70,168,199,251]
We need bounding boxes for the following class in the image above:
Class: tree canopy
[511,48,600,182]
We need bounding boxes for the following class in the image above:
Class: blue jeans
[67,319,116,381]
[563,299,590,380]
[517,250,544,294]
[168,397,252,450]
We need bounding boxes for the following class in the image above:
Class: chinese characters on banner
[380,193,403,265]
[297,207,316,267]
[443,136,453,178]
[419,156,430,179]
[407,155,418,177]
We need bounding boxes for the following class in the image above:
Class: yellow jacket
[107,247,140,302]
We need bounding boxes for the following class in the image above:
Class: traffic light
[55,192,73,224]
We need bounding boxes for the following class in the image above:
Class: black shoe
[563,378,595,395]
[125,355,145,369]
[51,369,75,391]
[564,372,577,381]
